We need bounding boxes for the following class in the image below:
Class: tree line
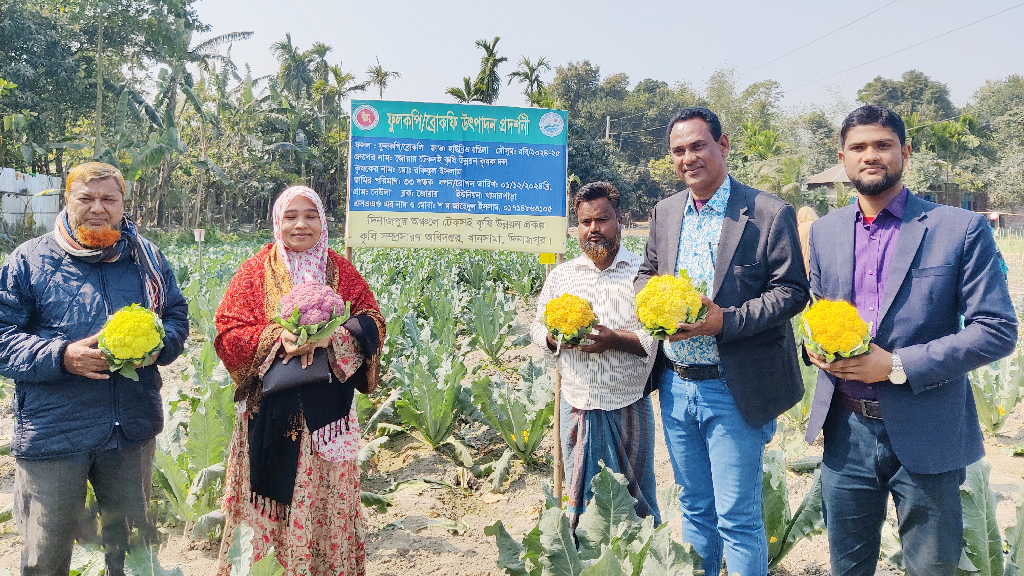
[2,0,1023,234]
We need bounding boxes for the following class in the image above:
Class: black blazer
[635,177,809,426]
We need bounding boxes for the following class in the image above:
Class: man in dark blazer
[804,105,1017,576]
[635,107,808,576]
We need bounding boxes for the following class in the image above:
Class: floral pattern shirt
[665,177,731,365]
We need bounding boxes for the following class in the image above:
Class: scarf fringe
[250,491,290,522]
[310,415,352,451]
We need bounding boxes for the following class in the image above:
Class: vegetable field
[0,230,1021,575]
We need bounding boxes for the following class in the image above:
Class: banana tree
[265,84,322,181]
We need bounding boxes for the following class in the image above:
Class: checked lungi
[560,394,661,530]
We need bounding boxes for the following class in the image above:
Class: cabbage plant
[472,359,554,466]
[486,466,703,576]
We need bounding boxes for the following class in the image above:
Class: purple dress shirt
[837,187,909,401]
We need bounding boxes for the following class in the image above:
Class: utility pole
[606,116,611,141]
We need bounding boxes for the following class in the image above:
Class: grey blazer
[635,177,809,427]
[804,193,1017,474]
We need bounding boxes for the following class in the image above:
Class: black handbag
[261,347,332,394]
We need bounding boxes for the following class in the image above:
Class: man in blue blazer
[805,105,1017,576]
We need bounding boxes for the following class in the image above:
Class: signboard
[345,100,568,253]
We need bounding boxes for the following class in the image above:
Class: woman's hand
[280,330,331,369]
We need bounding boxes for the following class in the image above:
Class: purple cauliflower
[280,282,347,326]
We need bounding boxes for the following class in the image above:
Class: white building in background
[0,168,62,233]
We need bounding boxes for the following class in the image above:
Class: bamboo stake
[552,252,564,505]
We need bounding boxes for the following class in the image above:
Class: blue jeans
[659,367,776,576]
[821,406,965,576]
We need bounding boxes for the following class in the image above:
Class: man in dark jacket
[635,107,808,576]
[0,162,189,576]
[805,106,1017,575]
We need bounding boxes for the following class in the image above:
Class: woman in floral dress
[214,186,384,575]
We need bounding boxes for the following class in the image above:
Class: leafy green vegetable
[970,354,1023,436]
[959,460,1004,576]
[393,322,468,447]
[761,450,826,568]
[487,466,701,576]
[471,281,519,363]
[124,545,185,576]
[472,359,555,466]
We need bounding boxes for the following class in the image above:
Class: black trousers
[14,436,155,576]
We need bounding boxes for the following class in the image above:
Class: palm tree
[473,37,507,104]
[313,64,367,207]
[146,30,252,227]
[365,58,401,98]
[446,77,483,103]
[153,30,254,119]
[271,33,316,100]
[508,56,550,105]
[307,42,333,85]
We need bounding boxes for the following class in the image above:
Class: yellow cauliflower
[543,293,598,347]
[98,303,165,381]
[800,299,871,361]
[636,271,707,338]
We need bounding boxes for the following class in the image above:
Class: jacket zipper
[99,267,119,432]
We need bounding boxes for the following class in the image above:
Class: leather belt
[836,390,882,420]
[669,362,722,381]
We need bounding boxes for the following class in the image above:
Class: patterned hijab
[272,186,328,285]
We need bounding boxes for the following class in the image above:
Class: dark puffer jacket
[0,233,189,459]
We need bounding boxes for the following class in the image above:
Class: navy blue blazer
[804,193,1017,474]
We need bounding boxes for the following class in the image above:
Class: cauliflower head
[101,304,163,360]
[800,299,871,361]
[280,282,347,325]
[98,303,165,381]
[544,294,598,345]
[636,272,706,338]
[276,282,351,346]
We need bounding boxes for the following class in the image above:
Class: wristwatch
[888,351,907,385]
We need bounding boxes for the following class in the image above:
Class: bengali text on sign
[345,100,568,253]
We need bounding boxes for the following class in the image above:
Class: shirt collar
[686,176,731,215]
[572,244,631,271]
[857,186,909,222]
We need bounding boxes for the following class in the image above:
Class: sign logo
[538,112,564,137]
[353,105,379,130]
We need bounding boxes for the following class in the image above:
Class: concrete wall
[0,168,61,232]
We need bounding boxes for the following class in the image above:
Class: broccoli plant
[501,253,544,298]
[970,353,1023,436]
[153,373,234,539]
[472,359,554,468]
[471,282,520,364]
[393,322,468,448]
[761,450,825,569]
[784,325,817,430]
[486,466,703,576]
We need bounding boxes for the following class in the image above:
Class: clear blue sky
[194,0,1023,119]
